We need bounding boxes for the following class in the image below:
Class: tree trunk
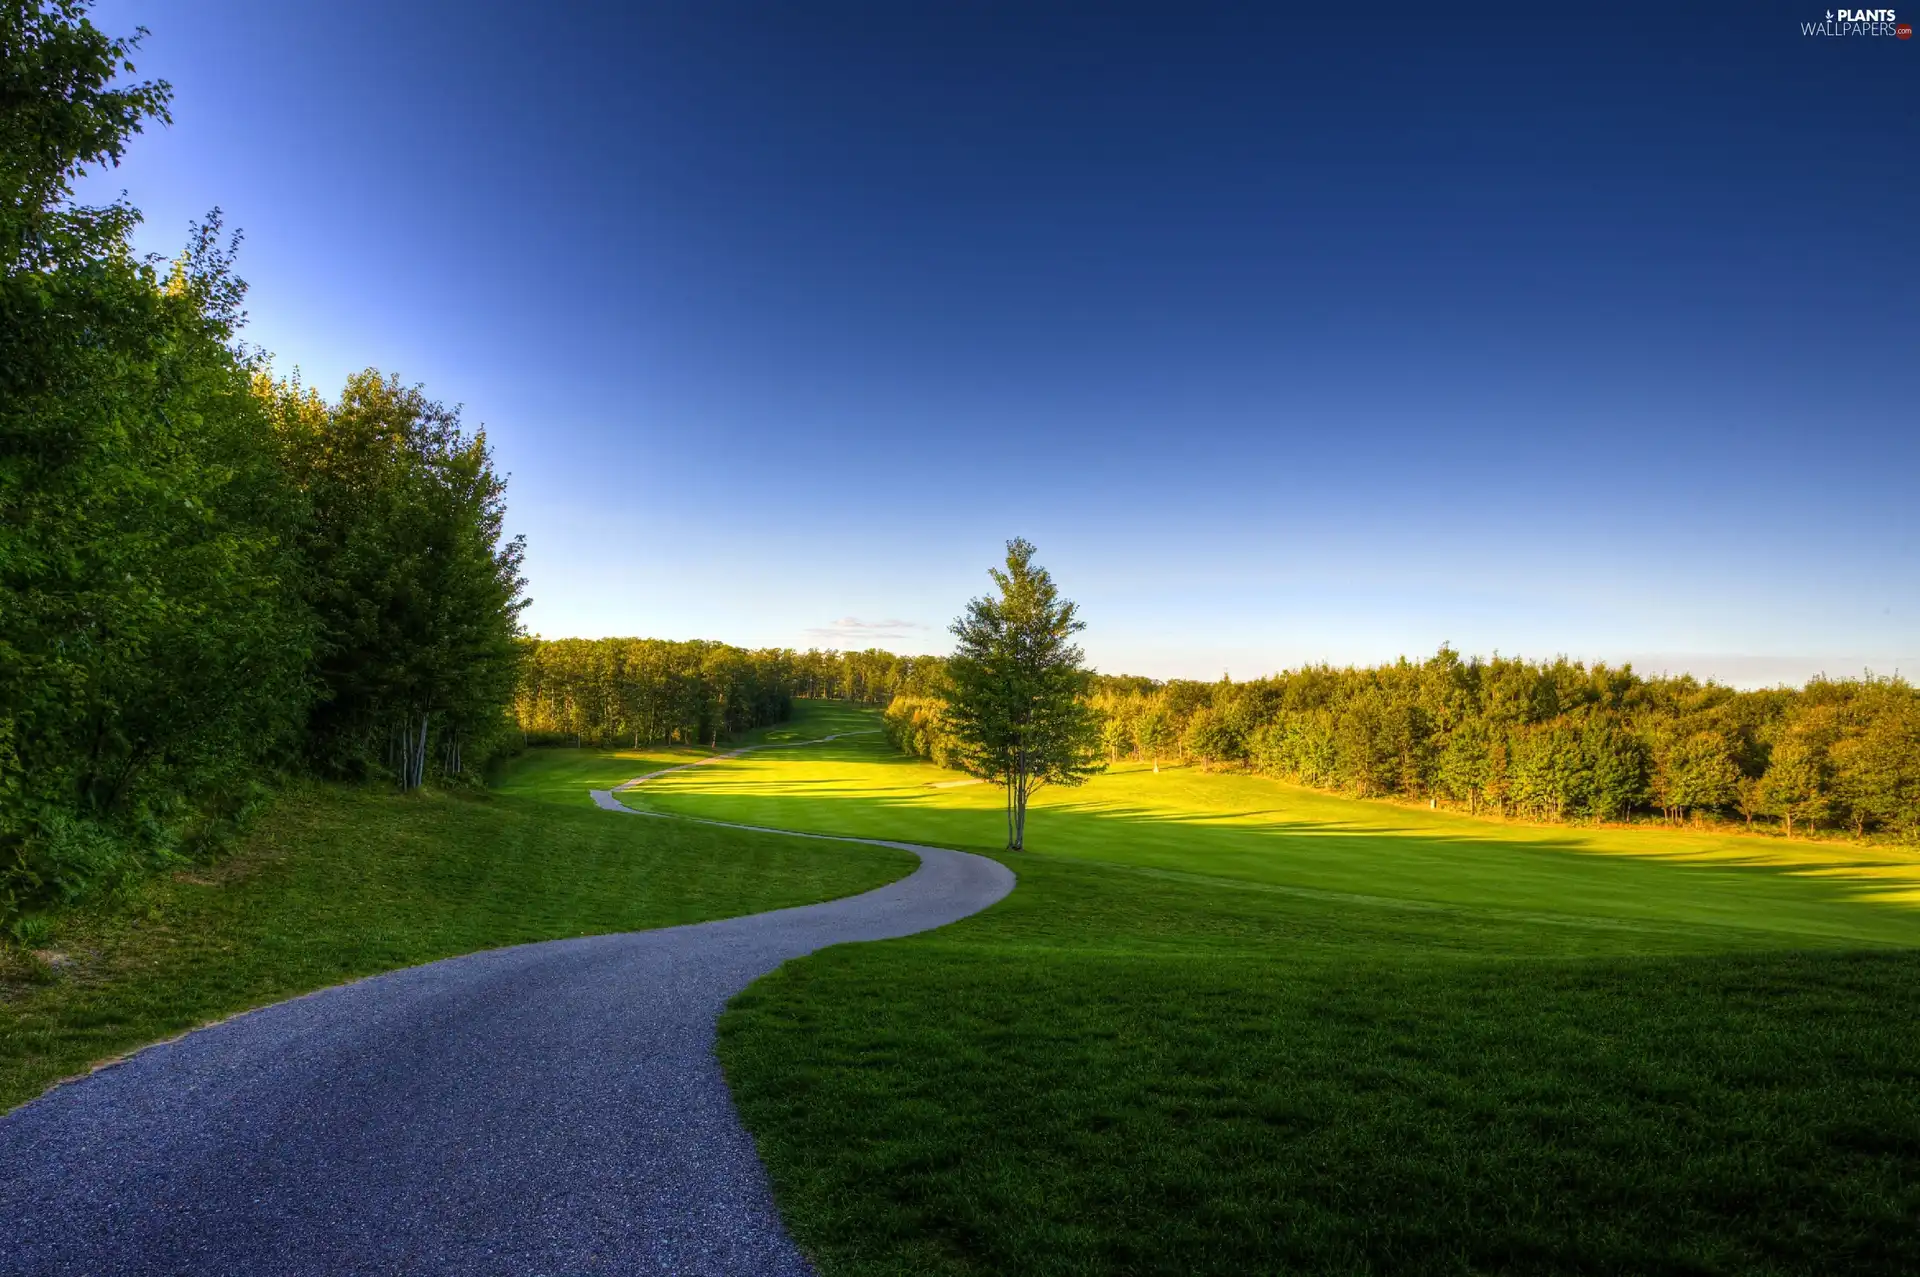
[401,712,429,790]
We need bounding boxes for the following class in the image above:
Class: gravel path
[0,742,1013,1276]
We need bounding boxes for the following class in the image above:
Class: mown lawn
[0,773,913,1113]
[619,703,1920,1275]
[489,697,883,806]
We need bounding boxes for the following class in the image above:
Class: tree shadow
[626,735,1920,930]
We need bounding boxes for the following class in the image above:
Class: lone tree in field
[945,539,1104,851]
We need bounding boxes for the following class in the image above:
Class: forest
[512,633,1920,844]
[0,8,525,923]
[886,650,1920,840]
[512,640,941,748]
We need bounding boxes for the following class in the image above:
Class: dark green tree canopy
[1,2,536,923]
[265,370,529,786]
[943,538,1103,851]
[0,0,170,269]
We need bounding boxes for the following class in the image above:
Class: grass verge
[1,776,913,1112]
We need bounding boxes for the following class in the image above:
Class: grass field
[0,748,912,1112]
[615,701,1920,1275]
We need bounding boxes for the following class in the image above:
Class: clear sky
[84,2,1916,686]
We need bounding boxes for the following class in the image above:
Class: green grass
[489,699,883,807]
[609,702,1920,1275]
[0,774,914,1113]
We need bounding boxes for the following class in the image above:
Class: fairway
[492,699,883,806]
[628,706,1920,954]
[618,701,1920,1275]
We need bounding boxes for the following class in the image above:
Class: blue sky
[85,2,1916,685]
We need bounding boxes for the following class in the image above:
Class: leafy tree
[1735,777,1766,829]
[1511,724,1592,820]
[266,371,526,787]
[1832,701,1920,839]
[943,539,1103,851]
[1335,690,1397,798]
[1584,717,1651,822]
[1655,730,1740,822]
[0,0,170,273]
[2,5,311,917]
[1133,709,1170,774]
[1437,720,1495,814]
[1183,706,1242,765]
[0,1,561,927]
[1761,732,1831,838]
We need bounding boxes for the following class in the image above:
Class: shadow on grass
[635,737,1920,936]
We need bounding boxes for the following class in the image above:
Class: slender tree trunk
[1004,775,1016,850]
[407,713,429,790]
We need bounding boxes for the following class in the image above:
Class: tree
[1133,709,1169,774]
[1654,730,1739,822]
[1831,701,1920,839]
[266,370,527,787]
[2,6,314,916]
[1510,723,1595,820]
[1584,717,1651,822]
[943,539,1104,851]
[0,0,171,275]
[1183,705,1241,766]
[1761,732,1830,838]
[1437,721,1494,814]
[1334,690,1397,798]
[1735,777,1765,829]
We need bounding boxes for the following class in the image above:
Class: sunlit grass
[491,698,886,806]
[626,715,1920,950]
[593,701,1920,1275]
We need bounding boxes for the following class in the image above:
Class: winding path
[0,735,1013,1276]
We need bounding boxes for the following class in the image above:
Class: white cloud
[802,616,932,644]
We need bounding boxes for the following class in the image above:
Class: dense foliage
[887,651,1920,840]
[260,371,527,784]
[0,2,527,923]
[512,639,941,748]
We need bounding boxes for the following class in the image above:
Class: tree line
[888,649,1920,841]
[513,639,944,748]
[1,4,526,923]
